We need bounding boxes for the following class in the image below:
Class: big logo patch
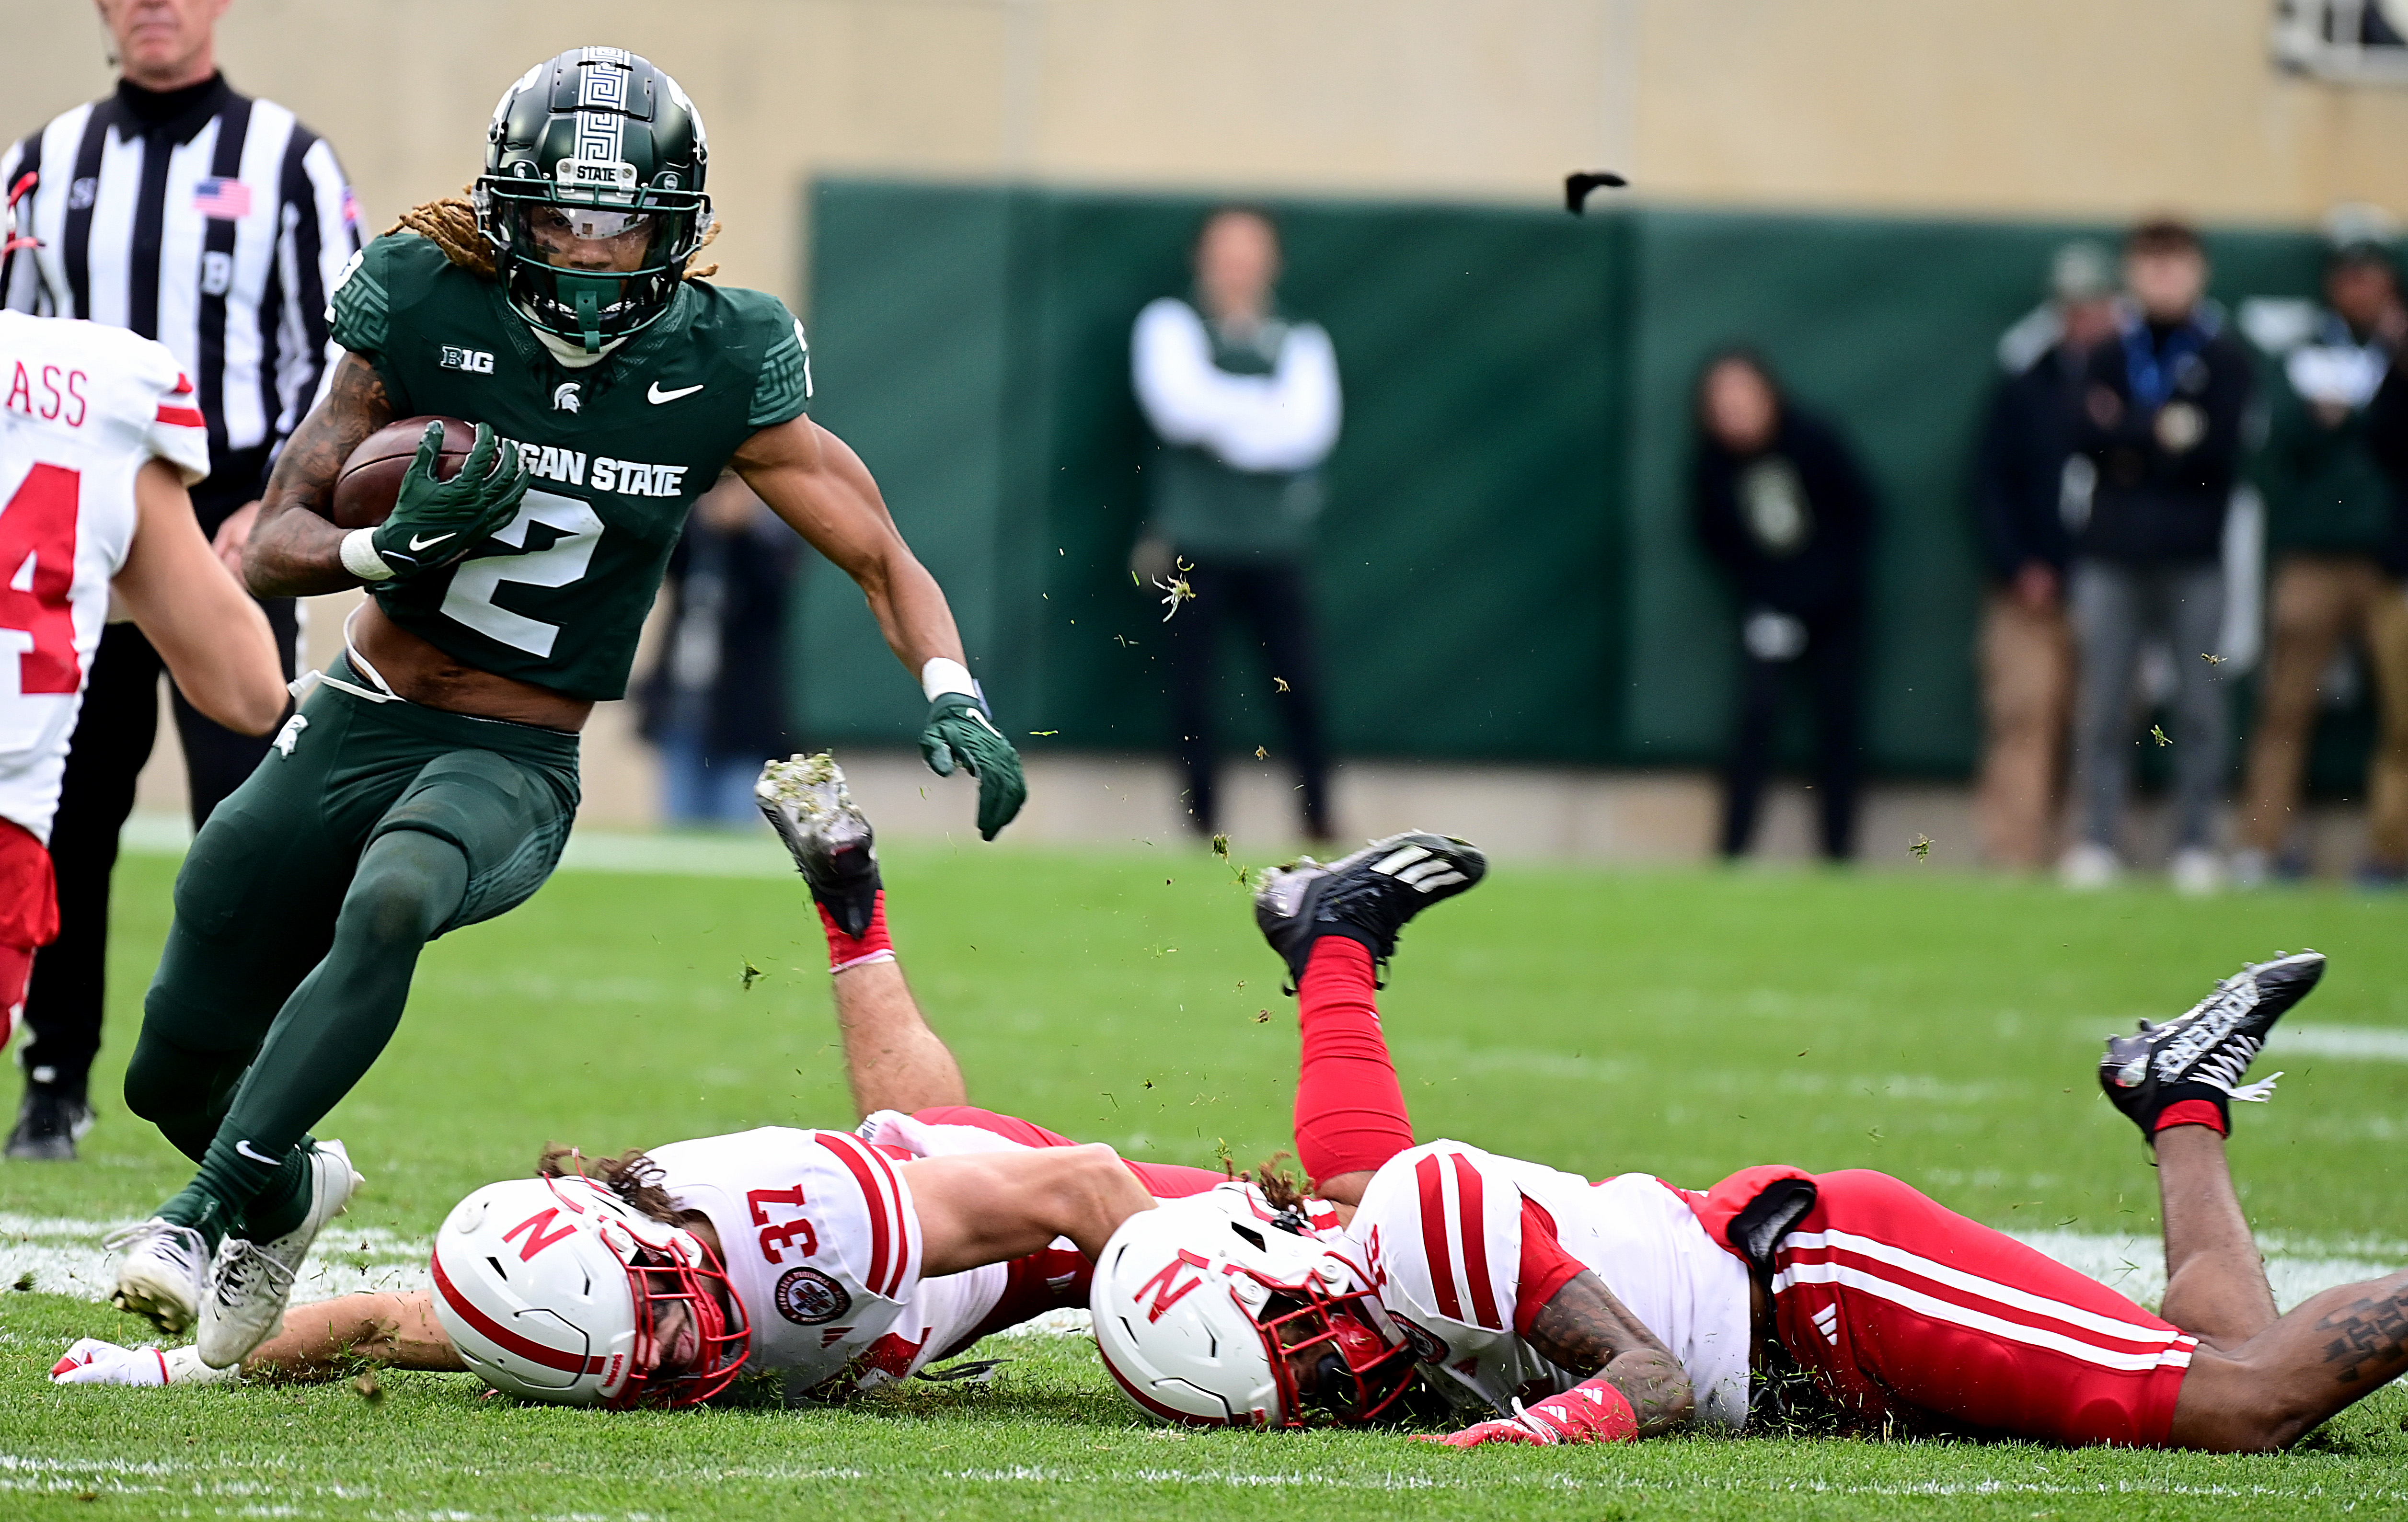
[774,1266,852,1326]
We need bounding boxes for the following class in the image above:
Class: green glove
[920,691,1026,841]
[369,422,532,579]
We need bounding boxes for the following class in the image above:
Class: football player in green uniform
[103,46,1026,1373]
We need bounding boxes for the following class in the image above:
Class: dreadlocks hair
[386,186,722,282]
[1252,1151,1314,1215]
[535,1144,686,1227]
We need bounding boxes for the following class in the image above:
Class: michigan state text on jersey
[104,47,1028,1373]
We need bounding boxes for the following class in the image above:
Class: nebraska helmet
[1089,1183,1416,1428]
[429,1174,749,1408]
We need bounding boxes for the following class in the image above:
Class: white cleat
[196,1139,364,1369]
[2058,840,2121,891]
[104,1219,211,1335]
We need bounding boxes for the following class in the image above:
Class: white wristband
[920,657,977,703]
[163,1345,237,1385]
[340,528,395,583]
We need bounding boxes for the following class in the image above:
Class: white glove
[49,1338,230,1386]
[50,1338,169,1386]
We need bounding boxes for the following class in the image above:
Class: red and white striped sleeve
[142,368,209,486]
[1350,1141,1527,1366]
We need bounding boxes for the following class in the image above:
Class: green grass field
[5,839,2408,1519]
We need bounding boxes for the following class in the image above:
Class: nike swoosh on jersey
[648,381,704,404]
[234,1140,279,1165]
[407,533,454,551]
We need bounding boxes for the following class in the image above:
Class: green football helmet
[474,46,713,353]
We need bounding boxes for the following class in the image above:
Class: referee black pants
[1163,558,1333,840]
[1718,607,1864,862]
[17,602,297,1106]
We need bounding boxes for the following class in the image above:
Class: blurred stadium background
[19,0,2408,867]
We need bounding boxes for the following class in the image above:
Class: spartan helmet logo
[552,381,583,413]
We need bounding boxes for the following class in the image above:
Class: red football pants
[1757,1168,2193,1446]
[0,818,59,1052]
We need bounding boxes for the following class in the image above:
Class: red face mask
[608,1239,750,1410]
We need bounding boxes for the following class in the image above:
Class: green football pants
[125,658,580,1239]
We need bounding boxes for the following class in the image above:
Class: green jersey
[326,233,811,699]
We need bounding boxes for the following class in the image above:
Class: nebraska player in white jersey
[53,758,1227,1404]
[1096,833,2408,1454]
[0,179,288,1052]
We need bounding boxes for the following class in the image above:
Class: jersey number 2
[439,488,602,658]
[0,465,83,694]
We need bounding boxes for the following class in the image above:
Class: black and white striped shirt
[0,74,360,513]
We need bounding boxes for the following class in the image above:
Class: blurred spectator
[2235,207,2408,886]
[2062,219,2254,894]
[1971,243,2120,869]
[638,474,799,826]
[1132,207,1342,841]
[1693,352,1878,861]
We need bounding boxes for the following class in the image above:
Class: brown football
[330,416,476,529]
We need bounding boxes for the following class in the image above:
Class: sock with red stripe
[1293,936,1414,1183]
[2150,1091,2229,1137]
[820,891,895,973]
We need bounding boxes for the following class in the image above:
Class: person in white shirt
[1131,208,1342,842]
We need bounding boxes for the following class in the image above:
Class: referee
[0,0,358,1160]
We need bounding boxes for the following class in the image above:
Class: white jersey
[0,311,207,842]
[1345,1140,1754,1429]
[646,1126,963,1402]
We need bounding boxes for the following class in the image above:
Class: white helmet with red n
[429,1174,749,1408]
[1089,1182,1415,1428]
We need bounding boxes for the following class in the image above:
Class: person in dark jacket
[1693,352,1878,861]
[2063,219,2254,893]
[1971,243,2120,869]
[2236,210,2408,885]
[638,474,801,824]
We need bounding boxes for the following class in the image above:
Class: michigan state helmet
[474,47,712,353]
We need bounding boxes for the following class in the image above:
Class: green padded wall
[802,182,2331,778]
[805,181,1626,764]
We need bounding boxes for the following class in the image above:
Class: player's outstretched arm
[50,1291,461,1387]
[113,459,287,736]
[734,417,1027,839]
[242,1290,463,1379]
[243,353,397,596]
[903,1145,1156,1273]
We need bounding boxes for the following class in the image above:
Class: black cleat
[1254,832,1486,990]
[2098,951,2324,1140]
[6,1087,92,1162]
[756,754,882,938]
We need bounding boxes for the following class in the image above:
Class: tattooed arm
[1525,1271,1695,1436]
[1419,1271,1692,1447]
[243,353,396,596]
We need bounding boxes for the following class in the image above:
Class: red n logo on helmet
[502,1208,579,1261]
[1134,1249,1212,1323]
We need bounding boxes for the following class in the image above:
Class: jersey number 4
[440,489,602,659]
[0,465,83,694]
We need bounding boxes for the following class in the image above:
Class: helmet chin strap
[551,271,617,354]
